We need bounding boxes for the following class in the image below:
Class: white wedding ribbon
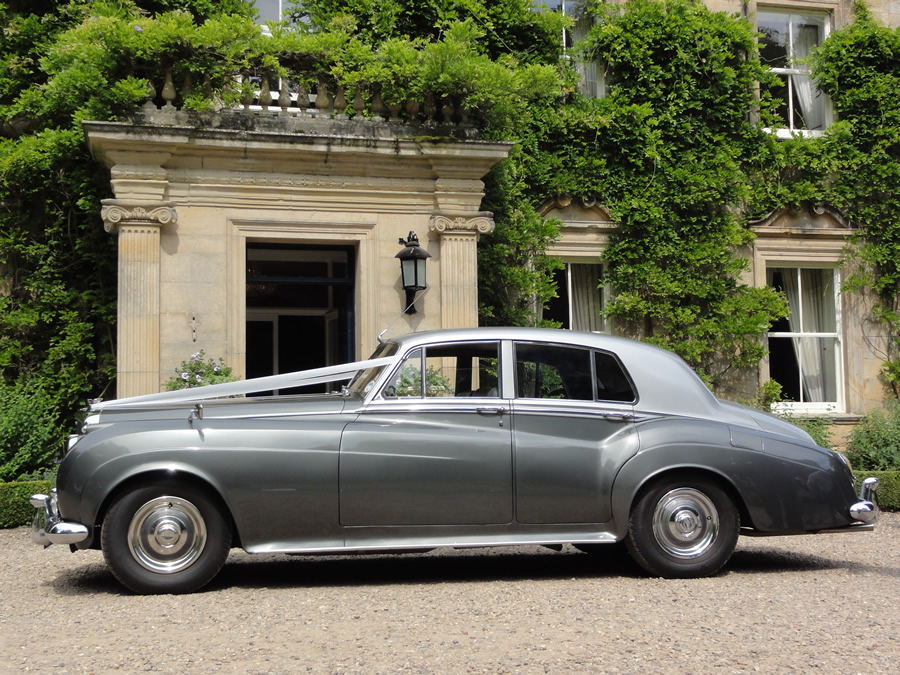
[92,357,396,410]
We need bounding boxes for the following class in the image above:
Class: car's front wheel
[625,475,739,578]
[101,479,232,594]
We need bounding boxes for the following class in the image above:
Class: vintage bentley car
[31,328,879,594]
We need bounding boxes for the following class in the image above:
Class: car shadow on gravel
[44,546,640,595]
[209,547,640,591]
[43,544,899,595]
[728,547,900,579]
[45,560,126,596]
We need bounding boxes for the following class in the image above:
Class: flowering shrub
[165,350,236,391]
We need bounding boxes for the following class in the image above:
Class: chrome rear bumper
[29,490,89,547]
[849,476,879,525]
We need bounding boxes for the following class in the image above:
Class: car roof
[384,327,723,419]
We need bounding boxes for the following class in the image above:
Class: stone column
[428,213,494,329]
[102,202,177,398]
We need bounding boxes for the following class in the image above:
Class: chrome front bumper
[849,476,879,525]
[30,489,89,547]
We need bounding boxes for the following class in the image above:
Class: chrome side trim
[30,491,89,547]
[740,523,875,537]
[246,532,619,555]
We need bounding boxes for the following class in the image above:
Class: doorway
[245,243,355,393]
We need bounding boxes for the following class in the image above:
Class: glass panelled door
[246,243,354,393]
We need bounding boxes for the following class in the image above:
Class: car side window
[425,342,500,397]
[383,349,423,397]
[382,343,500,398]
[515,343,593,400]
[594,351,636,403]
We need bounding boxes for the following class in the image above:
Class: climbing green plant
[810,2,900,398]
[0,0,259,480]
[502,0,790,386]
[0,0,567,481]
[744,2,900,398]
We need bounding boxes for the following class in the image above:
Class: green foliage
[3,0,899,456]
[787,416,832,450]
[164,350,236,390]
[292,0,567,64]
[766,3,900,397]
[479,148,564,326]
[0,382,65,482]
[845,400,900,471]
[14,464,59,483]
[0,480,51,528]
[855,472,900,512]
[0,1,259,481]
[752,379,785,411]
[0,2,232,480]
[508,0,788,382]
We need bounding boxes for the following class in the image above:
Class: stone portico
[85,114,510,398]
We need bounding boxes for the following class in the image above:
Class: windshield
[347,341,399,395]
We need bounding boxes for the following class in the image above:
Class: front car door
[512,341,639,524]
[339,340,512,526]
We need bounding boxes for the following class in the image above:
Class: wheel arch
[611,459,754,539]
[94,468,240,550]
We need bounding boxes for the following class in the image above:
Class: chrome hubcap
[652,488,719,559]
[127,496,207,574]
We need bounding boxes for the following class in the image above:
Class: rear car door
[512,341,639,524]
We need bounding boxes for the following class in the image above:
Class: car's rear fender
[610,452,750,540]
[611,416,857,537]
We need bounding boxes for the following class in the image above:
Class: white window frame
[767,264,844,414]
[757,7,833,139]
[532,1,603,97]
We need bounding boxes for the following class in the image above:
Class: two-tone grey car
[31,328,879,594]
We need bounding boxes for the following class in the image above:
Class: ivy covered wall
[1,0,898,478]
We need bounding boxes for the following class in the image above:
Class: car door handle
[476,407,507,415]
[602,412,634,422]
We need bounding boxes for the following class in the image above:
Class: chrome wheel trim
[651,488,719,559]
[127,496,207,574]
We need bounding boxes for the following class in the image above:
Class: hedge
[0,474,897,530]
[0,481,51,528]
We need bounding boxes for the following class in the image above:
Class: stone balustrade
[139,67,475,136]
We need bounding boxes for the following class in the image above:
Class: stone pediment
[538,195,616,228]
[750,204,854,238]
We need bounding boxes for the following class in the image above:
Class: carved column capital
[101,200,178,233]
[428,212,495,238]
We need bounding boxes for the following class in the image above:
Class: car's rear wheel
[101,479,232,594]
[625,475,739,578]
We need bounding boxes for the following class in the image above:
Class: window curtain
[570,264,603,332]
[792,19,824,130]
[781,269,832,402]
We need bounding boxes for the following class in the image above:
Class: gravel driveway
[2,513,898,673]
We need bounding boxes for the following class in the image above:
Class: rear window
[514,342,635,403]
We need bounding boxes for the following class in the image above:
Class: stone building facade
[540,0,899,424]
[87,0,899,423]
[85,113,509,398]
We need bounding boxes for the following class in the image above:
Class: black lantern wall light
[395,231,432,314]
